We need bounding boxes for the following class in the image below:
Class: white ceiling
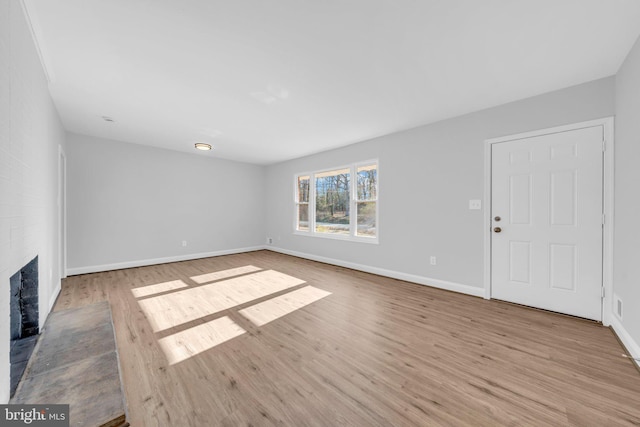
[26,0,640,164]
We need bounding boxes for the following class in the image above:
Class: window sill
[293,230,379,244]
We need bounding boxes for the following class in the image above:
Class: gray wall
[66,133,266,272]
[265,77,615,290]
[0,1,67,402]
[614,34,640,352]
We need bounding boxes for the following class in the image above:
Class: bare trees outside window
[296,176,310,231]
[295,162,378,242]
[356,165,377,237]
[315,168,350,235]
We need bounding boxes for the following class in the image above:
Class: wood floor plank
[56,250,640,426]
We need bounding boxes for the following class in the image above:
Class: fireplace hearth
[9,256,40,397]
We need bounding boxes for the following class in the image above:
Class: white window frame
[294,160,379,244]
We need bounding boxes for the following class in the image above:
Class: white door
[491,125,603,320]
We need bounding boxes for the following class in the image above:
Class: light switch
[469,199,482,210]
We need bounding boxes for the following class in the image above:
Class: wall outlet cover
[469,200,482,210]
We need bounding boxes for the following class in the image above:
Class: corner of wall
[0,0,65,403]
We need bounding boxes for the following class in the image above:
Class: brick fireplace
[9,256,40,397]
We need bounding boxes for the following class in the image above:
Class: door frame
[482,117,614,325]
[58,145,67,279]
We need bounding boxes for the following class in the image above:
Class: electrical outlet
[267,237,273,245]
[430,256,437,265]
[469,200,482,210]
[182,240,187,247]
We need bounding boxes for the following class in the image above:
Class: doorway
[484,118,614,323]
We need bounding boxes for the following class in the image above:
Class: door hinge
[601,287,606,298]
[602,140,606,152]
[602,213,606,226]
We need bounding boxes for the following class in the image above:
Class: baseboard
[266,246,484,298]
[610,316,640,370]
[66,246,265,276]
[48,280,61,312]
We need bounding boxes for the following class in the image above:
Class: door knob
[494,227,502,233]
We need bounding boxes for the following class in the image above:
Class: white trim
[485,118,613,144]
[602,119,615,327]
[483,117,615,324]
[294,160,379,244]
[267,246,485,298]
[58,145,67,279]
[294,172,311,234]
[48,280,61,312]
[610,316,640,370]
[483,138,492,300]
[66,246,264,276]
[67,244,484,297]
[293,230,379,244]
[20,0,56,83]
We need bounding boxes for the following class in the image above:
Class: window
[356,164,377,237]
[295,161,378,242]
[296,176,310,231]
[315,168,350,235]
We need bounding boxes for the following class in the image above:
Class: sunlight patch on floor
[134,267,334,365]
[158,316,246,365]
[131,279,189,298]
[138,270,305,332]
[239,286,332,327]
[190,265,262,284]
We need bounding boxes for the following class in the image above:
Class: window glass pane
[297,204,309,231]
[357,165,377,201]
[315,170,350,235]
[357,202,376,237]
[297,176,310,203]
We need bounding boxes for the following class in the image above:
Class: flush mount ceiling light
[101,116,115,122]
[194,143,212,151]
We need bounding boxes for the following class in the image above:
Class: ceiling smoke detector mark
[251,91,278,105]
[200,128,222,138]
[267,84,289,100]
[101,116,115,123]
[251,85,290,105]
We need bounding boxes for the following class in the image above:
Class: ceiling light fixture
[101,116,115,122]
[194,143,212,151]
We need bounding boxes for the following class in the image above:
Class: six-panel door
[491,126,604,320]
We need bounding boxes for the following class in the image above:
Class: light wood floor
[56,250,640,426]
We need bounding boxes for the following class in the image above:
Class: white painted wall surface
[0,0,66,403]
[265,78,615,291]
[66,134,266,273]
[613,34,640,359]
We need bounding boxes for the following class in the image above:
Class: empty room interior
[3,0,640,425]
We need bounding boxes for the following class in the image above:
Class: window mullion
[310,173,316,234]
[350,165,356,237]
